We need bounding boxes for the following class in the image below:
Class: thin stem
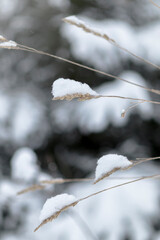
[100,94,160,105]
[14,44,160,96]
[121,101,145,118]
[150,0,160,8]
[63,17,160,71]
[78,174,160,203]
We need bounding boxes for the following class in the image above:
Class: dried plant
[34,173,160,231]
[1,1,160,232]
[150,0,160,9]
[63,16,160,71]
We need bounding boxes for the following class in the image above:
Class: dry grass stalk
[94,156,160,184]
[34,174,160,231]
[121,101,145,118]
[53,92,160,106]
[34,201,78,232]
[63,16,160,71]
[17,184,45,195]
[94,167,125,184]
[150,0,160,8]
[17,156,160,195]
[53,93,100,101]
[0,37,159,96]
[41,178,92,184]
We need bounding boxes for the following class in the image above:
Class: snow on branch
[34,193,77,232]
[0,35,17,49]
[94,154,132,184]
[52,78,98,101]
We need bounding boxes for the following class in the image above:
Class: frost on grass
[52,78,98,101]
[35,193,77,231]
[94,154,132,184]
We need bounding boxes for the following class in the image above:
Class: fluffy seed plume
[94,154,132,184]
[34,193,77,232]
[52,78,99,101]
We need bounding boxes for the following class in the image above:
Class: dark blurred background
[0,0,160,239]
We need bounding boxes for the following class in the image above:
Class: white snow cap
[11,147,39,182]
[95,154,132,183]
[0,40,17,48]
[40,193,77,222]
[52,78,97,98]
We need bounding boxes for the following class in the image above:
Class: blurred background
[0,0,160,239]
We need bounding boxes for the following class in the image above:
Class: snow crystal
[0,40,17,48]
[39,193,77,222]
[95,154,132,182]
[11,147,39,182]
[52,78,97,98]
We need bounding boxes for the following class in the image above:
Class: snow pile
[11,147,39,182]
[95,154,132,183]
[40,193,77,222]
[52,78,97,99]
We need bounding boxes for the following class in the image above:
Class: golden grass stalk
[63,16,160,71]
[121,101,145,118]
[94,156,160,184]
[0,35,160,96]
[17,184,45,195]
[18,156,160,195]
[150,0,160,8]
[52,91,160,106]
[34,173,160,231]
[34,201,78,232]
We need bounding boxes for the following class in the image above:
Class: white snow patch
[0,40,17,48]
[95,154,132,182]
[52,78,98,98]
[11,147,39,182]
[40,193,77,222]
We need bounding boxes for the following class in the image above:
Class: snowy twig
[150,0,160,9]
[34,174,160,231]
[52,78,160,107]
[63,16,160,71]
[17,155,160,195]
[0,36,160,96]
